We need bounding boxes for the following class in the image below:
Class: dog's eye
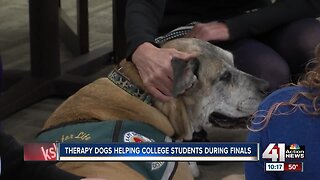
[219,71,232,82]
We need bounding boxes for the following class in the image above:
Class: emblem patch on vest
[123,131,165,171]
[124,131,154,143]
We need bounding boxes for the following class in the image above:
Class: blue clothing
[245,86,320,180]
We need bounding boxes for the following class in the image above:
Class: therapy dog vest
[37,120,177,180]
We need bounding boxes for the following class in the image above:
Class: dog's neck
[119,60,194,140]
[119,60,145,89]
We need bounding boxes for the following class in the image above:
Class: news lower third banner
[24,143,259,161]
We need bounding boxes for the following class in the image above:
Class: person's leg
[264,18,320,79]
[222,39,291,91]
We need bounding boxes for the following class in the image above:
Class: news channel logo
[262,143,305,172]
[262,143,305,162]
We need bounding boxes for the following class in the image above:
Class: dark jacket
[0,130,82,180]
[125,0,320,57]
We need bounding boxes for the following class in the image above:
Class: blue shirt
[245,86,320,180]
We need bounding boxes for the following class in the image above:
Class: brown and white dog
[39,38,268,179]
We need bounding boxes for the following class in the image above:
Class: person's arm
[0,130,83,180]
[124,0,196,101]
[245,130,278,180]
[125,0,166,58]
[245,113,281,180]
[245,100,278,180]
[225,0,320,40]
[186,0,320,42]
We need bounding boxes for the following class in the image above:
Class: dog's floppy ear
[171,58,200,97]
[216,46,234,66]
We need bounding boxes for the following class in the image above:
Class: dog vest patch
[36,120,177,180]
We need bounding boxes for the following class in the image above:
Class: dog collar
[154,21,198,44]
[107,69,152,105]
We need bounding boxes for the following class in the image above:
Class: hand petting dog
[132,42,197,101]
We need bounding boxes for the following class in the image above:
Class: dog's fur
[41,38,267,179]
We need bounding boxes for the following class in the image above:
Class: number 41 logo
[262,143,285,162]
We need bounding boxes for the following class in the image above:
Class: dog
[37,38,268,179]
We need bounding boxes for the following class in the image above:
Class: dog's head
[155,38,268,140]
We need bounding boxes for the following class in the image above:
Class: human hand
[132,42,196,101]
[185,21,230,42]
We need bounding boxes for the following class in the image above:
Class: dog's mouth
[209,112,249,129]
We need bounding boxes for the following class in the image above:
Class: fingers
[144,73,173,101]
[131,43,197,102]
[185,23,203,39]
[170,49,198,61]
[136,61,174,101]
[184,22,230,41]
[148,75,173,96]
[147,86,173,102]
